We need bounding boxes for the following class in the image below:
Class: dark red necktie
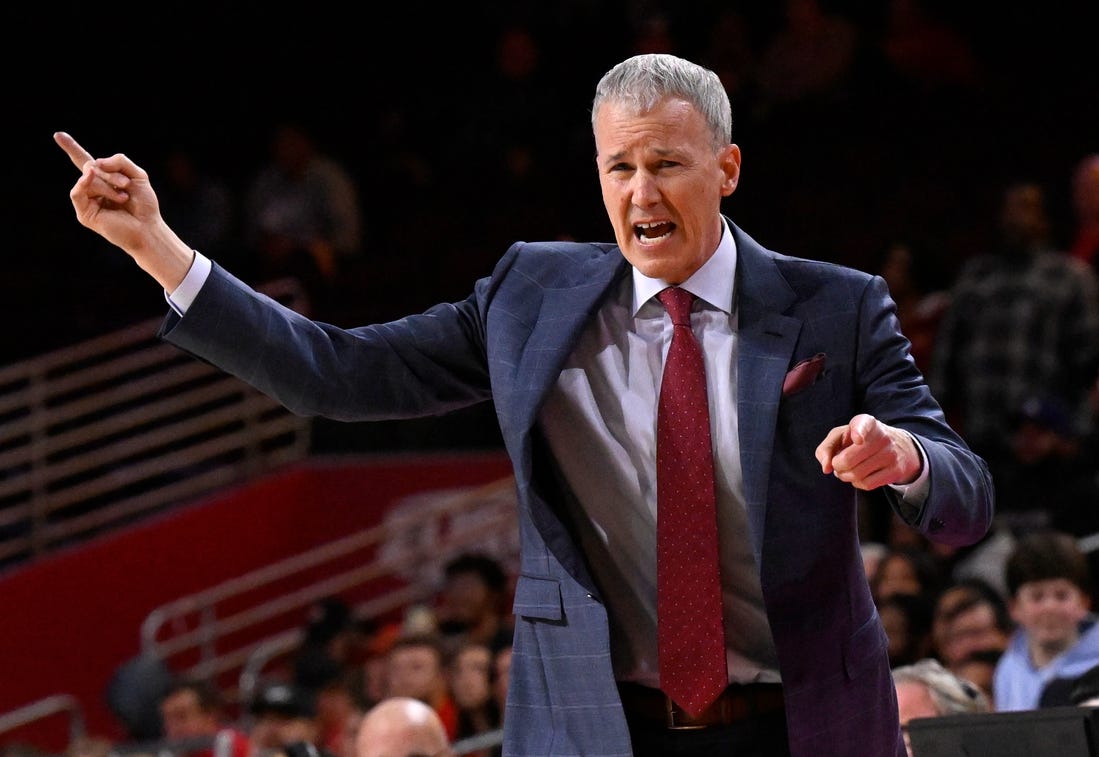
[656,286,728,718]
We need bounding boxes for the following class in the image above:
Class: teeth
[634,221,673,244]
[638,230,671,245]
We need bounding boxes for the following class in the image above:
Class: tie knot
[658,287,695,326]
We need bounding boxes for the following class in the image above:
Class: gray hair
[893,658,991,715]
[591,53,732,150]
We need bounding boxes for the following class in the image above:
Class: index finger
[54,131,94,170]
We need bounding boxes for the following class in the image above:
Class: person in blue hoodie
[992,529,1099,710]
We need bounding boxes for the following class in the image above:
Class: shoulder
[496,240,621,278]
[734,223,876,291]
[509,239,618,260]
[770,249,875,285]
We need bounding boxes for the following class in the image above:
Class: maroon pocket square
[782,352,826,396]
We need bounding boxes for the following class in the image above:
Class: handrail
[0,694,85,744]
[0,278,312,569]
[135,474,519,704]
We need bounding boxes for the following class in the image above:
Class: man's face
[896,681,939,757]
[159,689,217,739]
[594,96,739,285]
[438,573,492,629]
[387,645,444,701]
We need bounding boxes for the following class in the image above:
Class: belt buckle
[664,695,714,730]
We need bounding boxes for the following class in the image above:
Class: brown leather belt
[617,681,785,730]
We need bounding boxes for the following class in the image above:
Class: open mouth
[634,221,675,244]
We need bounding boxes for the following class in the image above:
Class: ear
[719,144,741,197]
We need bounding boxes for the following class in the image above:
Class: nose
[629,169,661,207]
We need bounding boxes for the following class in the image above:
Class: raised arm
[55,131,195,291]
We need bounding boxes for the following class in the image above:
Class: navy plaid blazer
[163,221,993,757]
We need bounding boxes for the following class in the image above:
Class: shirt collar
[631,217,737,316]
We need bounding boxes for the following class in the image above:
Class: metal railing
[0,472,519,751]
[139,474,519,705]
[0,694,85,746]
[0,273,521,752]
[0,278,312,568]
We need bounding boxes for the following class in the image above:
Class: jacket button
[929,518,944,532]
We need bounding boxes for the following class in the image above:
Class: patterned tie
[656,286,728,718]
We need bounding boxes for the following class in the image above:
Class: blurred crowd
[48,551,517,757]
[5,1,1099,755]
[16,1,1099,363]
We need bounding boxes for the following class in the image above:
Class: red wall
[0,451,512,752]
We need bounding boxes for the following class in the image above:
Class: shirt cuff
[164,251,212,315]
[888,432,930,505]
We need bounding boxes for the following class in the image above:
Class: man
[248,681,335,757]
[434,552,513,655]
[158,677,251,757]
[929,181,1099,496]
[57,52,992,756]
[893,658,990,757]
[384,633,459,740]
[355,697,454,757]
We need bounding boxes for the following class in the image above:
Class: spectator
[308,667,364,757]
[893,657,990,757]
[447,641,501,752]
[293,596,366,695]
[384,633,459,741]
[930,181,1099,495]
[930,578,1012,672]
[870,545,946,603]
[360,622,402,710]
[242,121,363,307]
[434,552,513,656]
[992,530,1099,710]
[247,681,335,757]
[879,591,936,668]
[354,696,454,757]
[158,677,250,757]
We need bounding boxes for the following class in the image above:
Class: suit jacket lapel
[514,248,630,434]
[731,224,802,564]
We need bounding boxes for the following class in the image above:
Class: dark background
[6,1,1099,441]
